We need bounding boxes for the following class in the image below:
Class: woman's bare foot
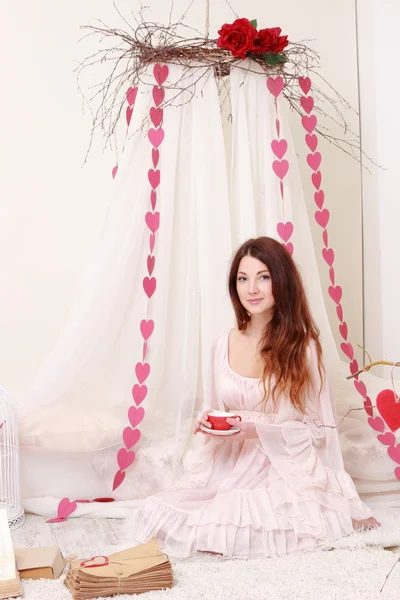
[197,550,223,556]
[352,516,381,532]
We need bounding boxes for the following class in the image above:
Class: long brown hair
[228,236,323,413]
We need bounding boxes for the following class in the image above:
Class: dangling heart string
[111,86,139,180]
[112,64,169,492]
[298,76,399,481]
[267,76,294,257]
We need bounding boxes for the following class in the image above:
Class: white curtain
[17,64,398,518]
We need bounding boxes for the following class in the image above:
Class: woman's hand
[193,410,213,434]
[226,418,258,441]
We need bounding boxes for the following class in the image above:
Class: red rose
[253,27,289,54]
[217,18,258,59]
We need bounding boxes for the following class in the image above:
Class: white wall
[0,0,363,394]
[357,0,400,371]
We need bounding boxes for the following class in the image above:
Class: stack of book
[0,509,23,599]
[65,538,173,599]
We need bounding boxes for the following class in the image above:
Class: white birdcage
[0,386,24,529]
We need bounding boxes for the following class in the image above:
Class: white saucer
[199,424,240,436]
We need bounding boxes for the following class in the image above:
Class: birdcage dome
[0,386,24,530]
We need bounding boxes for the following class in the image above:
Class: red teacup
[207,410,242,431]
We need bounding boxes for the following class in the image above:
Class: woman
[133,237,379,558]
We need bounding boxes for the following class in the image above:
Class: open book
[0,509,23,598]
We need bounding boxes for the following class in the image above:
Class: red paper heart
[349,359,359,376]
[388,443,400,464]
[339,321,348,340]
[132,384,148,405]
[152,86,165,107]
[148,128,164,149]
[143,277,156,298]
[377,432,396,446]
[112,470,125,491]
[147,255,155,276]
[277,221,293,243]
[299,76,312,95]
[301,114,317,134]
[315,209,329,229]
[135,362,150,384]
[153,64,169,85]
[272,159,289,180]
[140,319,154,340]
[306,134,318,153]
[314,190,324,209]
[322,247,334,266]
[80,556,109,569]
[145,211,160,233]
[123,427,141,450]
[300,95,314,114]
[57,497,77,519]
[128,405,145,428]
[376,389,400,432]
[367,416,385,433]
[150,107,163,128]
[364,398,374,417]
[126,87,138,106]
[271,139,288,160]
[312,171,322,190]
[307,152,322,172]
[267,76,284,98]
[328,285,342,304]
[340,342,354,360]
[148,169,160,189]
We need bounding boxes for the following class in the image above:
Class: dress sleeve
[253,341,372,520]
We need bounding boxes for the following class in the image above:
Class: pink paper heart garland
[113,65,169,491]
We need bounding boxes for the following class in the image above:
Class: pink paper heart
[152,149,159,168]
[126,87,138,107]
[275,119,280,137]
[339,321,348,340]
[388,444,400,464]
[283,242,294,256]
[150,107,163,128]
[377,432,396,446]
[315,208,329,229]
[46,517,67,523]
[148,169,160,189]
[354,379,367,399]
[336,304,344,323]
[152,86,165,107]
[277,221,293,243]
[112,470,125,491]
[272,159,289,180]
[123,427,141,450]
[143,277,156,298]
[135,362,150,384]
[300,96,314,114]
[111,166,118,179]
[148,128,165,149]
[153,64,169,85]
[340,342,354,360]
[367,416,385,433]
[145,211,160,233]
[307,152,322,172]
[149,233,156,254]
[301,114,317,134]
[306,134,318,153]
[314,190,324,209]
[312,171,322,190]
[126,106,133,126]
[128,405,145,428]
[299,76,312,95]
[364,398,373,417]
[147,255,155,276]
[395,467,400,481]
[329,267,335,285]
[322,229,328,247]
[140,319,154,340]
[271,139,288,160]
[150,190,157,211]
[132,384,148,406]
[349,359,359,376]
[117,448,136,470]
[376,389,400,432]
[322,247,334,266]
[329,285,342,304]
[57,498,77,519]
[267,76,284,98]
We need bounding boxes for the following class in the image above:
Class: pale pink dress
[133,329,372,558]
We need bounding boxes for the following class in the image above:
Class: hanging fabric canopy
[16,63,398,518]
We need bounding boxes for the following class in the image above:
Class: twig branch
[347,361,400,380]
